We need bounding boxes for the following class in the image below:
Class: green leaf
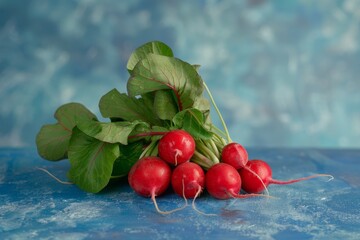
[193,96,210,113]
[36,103,97,161]
[77,119,150,145]
[112,141,145,177]
[154,90,178,120]
[127,54,204,111]
[193,64,201,71]
[67,127,120,193]
[193,95,212,125]
[99,88,163,126]
[140,91,156,111]
[127,41,174,72]
[173,108,213,140]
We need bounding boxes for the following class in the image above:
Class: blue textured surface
[1,0,360,148]
[1,148,360,239]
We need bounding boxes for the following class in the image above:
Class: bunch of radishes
[35,41,333,214]
[128,129,331,214]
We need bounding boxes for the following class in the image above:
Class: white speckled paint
[1,149,360,239]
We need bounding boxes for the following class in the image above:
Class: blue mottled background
[1,0,359,148]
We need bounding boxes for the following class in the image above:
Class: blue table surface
[1,148,360,240]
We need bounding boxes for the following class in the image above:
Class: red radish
[221,142,248,169]
[128,156,171,197]
[171,162,205,198]
[171,162,211,215]
[239,159,334,194]
[221,143,269,195]
[128,156,184,214]
[158,130,195,166]
[205,163,265,200]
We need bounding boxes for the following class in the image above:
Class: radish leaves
[127,54,204,111]
[99,89,163,126]
[36,103,97,161]
[112,141,145,177]
[173,108,213,140]
[127,41,174,72]
[36,40,219,193]
[154,90,178,120]
[77,120,150,145]
[68,127,120,193]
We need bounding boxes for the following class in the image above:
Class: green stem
[128,131,167,139]
[212,139,222,151]
[149,140,159,156]
[139,140,158,159]
[211,124,227,140]
[192,151,214,169]
[202,139,214,154]
[110,175,125,179]
[202,138,220,159]
[203,82,232,143]
[209,138,220,158]
[213,133,227,150]
[196,140,220,164]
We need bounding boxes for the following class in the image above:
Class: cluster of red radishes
[128,129,331,214]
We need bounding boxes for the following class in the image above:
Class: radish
[128,156,184,214]
[221,142,248,169]
[158,130,195,166]
[221,143,270,195]
[205,163,265,200]
[239,159,334,194]
[171,162,205,198]
[171,162,211,214]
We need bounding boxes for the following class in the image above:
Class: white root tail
[244,166,270,196]
[151,186,187,215]
[36,167,73,185]
[191,186,216,216]
[151,194,187,215]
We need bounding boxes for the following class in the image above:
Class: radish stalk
[196,140,220,164]
[192,151,214,169]
[209,138,220,158]
[139,140,158,159]
[203,81,232,143]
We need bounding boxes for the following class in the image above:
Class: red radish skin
[221,142,248,169]
[205,163,265,200]
[128,156,184,214]
[221,143,269,195]
[171,162,205,199]
[171,162,213,215]
[239,159,334,194]
[128,157,171,197]
[158,130,196,166]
